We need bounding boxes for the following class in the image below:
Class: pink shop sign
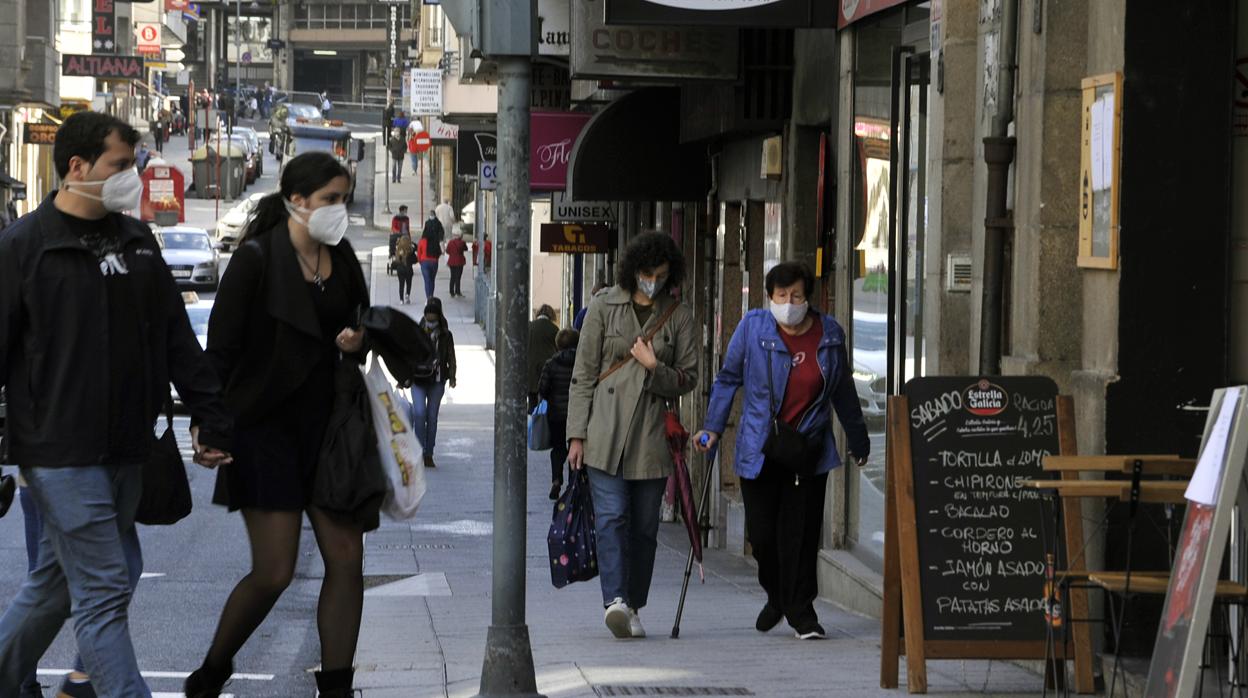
[531,111,592,191]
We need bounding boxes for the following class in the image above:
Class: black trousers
[549,416,568,484]
[449,265,464,296]
[739,465,828,628]
[397,270,413,299]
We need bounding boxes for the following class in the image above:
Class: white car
[215,192,266,250]
[173,295,213,407]
[154,226,221,291]
[851,310,888,424]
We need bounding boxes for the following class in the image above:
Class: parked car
[154,226,221,291]
[851,310,888,426]
[173,293,213,409]
[224,135,258,184]
[232,126,263,177]
[215,192,266,250]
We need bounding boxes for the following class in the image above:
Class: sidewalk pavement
[354,257,1047,697]
[371,140,436,232]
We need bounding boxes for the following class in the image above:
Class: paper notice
[1099,93,1114,190]
[1185,387,1244,506]
[1090,98,1106,192]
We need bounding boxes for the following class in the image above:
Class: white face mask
[66,166,143,212]
[769,300,809,327]
[637,275,667,299]
[286,200,348,246]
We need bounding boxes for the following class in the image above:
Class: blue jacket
[703,309,870,479]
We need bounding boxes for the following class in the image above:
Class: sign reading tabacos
[530,111,591,191]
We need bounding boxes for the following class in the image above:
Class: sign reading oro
[23,123,58,146]
[539,223,615,254]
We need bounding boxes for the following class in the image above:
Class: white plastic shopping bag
[363,356,426,519]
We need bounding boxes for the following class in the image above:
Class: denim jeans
[0,466,150,697]
[420,260,439,301]
[409,152,420,174]
[585,467,667,610]
[410,380,447,453]
[18,485,145,687]
[391,157,403,183]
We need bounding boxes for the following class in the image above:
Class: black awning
[567,87,710,203]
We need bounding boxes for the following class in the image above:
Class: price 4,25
[1016,414,1055,438]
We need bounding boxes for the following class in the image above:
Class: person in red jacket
[445,232,468,297]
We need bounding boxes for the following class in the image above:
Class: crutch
[671,443,718,639]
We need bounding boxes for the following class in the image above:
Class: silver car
[232,126,263,177]
[154,226,221,291]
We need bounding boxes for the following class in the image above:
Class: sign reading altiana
[62,54,146,79]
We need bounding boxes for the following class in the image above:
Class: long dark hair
[239,151,351,244]
[422,299,448,332]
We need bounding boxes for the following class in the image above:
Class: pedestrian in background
[445,231,467,297]
[393,231,415,304]
[0,111,234,696]
[406,130,422,176]
[435,200,455,239]
[695,261,870,640]
[410,299,457,469]
[387,129,406,184]
[528,304,559,410]
[538,328,580,500]
[389,204,412,280]
[574,282,607,331]
[186,151,370,698]
[566,232,698,640]
[418,211,444,301]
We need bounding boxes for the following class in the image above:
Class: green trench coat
[566,285,699,480]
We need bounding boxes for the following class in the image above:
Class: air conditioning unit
[946,254,972,292]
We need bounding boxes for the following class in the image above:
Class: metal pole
[384,2,395,215]
[475,55,543,698]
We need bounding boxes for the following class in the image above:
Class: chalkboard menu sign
[904,375,1060,641]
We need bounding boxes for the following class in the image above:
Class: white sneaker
[628,608,646,638]
[604,598,631,639]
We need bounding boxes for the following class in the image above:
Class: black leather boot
[314,667,355,697]
[183,659,232,698]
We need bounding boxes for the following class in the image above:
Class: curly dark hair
[616,231,685,294]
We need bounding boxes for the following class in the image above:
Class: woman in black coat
[186,152,369,698]
[538,328,579,499]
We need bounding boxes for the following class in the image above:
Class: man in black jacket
[0,112,233,696]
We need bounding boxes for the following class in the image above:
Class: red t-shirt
[777,319,824,427]
[446,238,467,267]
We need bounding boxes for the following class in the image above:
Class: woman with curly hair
[566,231,698,639]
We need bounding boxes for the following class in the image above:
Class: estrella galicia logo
[964,379,1008,417]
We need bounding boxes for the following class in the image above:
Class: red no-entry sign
[411,131,432,153]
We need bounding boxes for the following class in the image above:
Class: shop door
[889,49,930,394]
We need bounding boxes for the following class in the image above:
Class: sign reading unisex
[63,54,145,79]
[571,0,738,81]
[409,69,443,115]
[531,111,591,191]
[93,0,116,53]
[606,0,812,26]
[456,129,497,177]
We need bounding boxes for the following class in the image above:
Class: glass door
[890,51,931,393]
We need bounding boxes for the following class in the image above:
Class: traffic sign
[479,160,498,191]
[136,22,161,55]
[411,131,432,153]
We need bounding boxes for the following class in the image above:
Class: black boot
[184,659,232,698]
[314,667,355,697]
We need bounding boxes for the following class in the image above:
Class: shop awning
[567,87,710,203]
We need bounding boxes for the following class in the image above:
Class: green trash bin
[191,144,247,200]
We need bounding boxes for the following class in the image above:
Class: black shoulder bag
[136,395,193,525]
[759,351,822,478]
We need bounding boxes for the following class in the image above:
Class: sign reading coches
[606,0,815,27]
[539,223,616,254]
[62,54,145,79]
[23,123,58,146]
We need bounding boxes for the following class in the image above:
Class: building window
[293,1,411,30]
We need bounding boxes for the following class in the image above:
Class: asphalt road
[0,115,387,697]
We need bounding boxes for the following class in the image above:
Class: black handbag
[136,397,193,526]
[313,358,387,531]
[759,353,822,477]
[359,306,437,388]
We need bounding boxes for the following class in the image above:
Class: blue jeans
[18,485,145,687]
[0,466,150,697]
[410,380,447,452]
[420,260,439,301]
[409,152,420,173]
[585,467,667,610]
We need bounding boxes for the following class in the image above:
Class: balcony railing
[294,3,413,31]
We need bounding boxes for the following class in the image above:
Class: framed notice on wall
[1077,72,1122,270]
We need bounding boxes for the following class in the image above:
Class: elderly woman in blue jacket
[694,261,869,640]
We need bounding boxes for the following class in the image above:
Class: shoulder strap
[596,300,681,384]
